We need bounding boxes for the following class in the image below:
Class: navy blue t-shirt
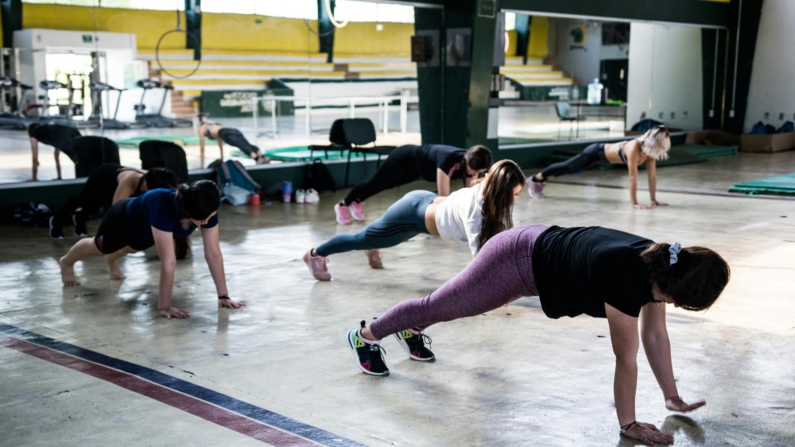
[126,188,218,240]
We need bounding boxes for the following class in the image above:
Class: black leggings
[218,128,260,158]
[54,163,122,228]
[344,145,422,205]
[93,199,154,254]
[539,143,607,180]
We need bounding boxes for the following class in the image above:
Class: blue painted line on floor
[0,322,367,447]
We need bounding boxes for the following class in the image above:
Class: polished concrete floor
[1,156,794,447]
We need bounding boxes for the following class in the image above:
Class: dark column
[1,0,22,48]
[514,14,530,64]
[185,0,202,60]
[701,28,727,131]
[721,0,764,134]
[414,0,498,150]
[317,0,335,62]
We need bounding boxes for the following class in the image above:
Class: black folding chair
[555,101,586,140]
[340,118,396,187]
[73,136,120,178]
[308,119,348,160]
[139,140,189,183]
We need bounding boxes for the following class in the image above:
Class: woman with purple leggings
[347,224,730,446]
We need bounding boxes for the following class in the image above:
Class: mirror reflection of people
[59,180,245,319]
[347,225,730,446]
[197,113,269,168]
[334,144,493,225]
[49,164,177,240]
[528,126,671,209]
[27,123,82,181]
[305,160,524,280]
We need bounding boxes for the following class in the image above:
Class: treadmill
[134,78,192,128]
[0,76,37,130]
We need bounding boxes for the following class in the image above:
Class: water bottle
[587,78,603,105]
[282,181,292,203]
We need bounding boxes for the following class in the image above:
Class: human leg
[218,128,265,161]
[105,246,138,280]
[342,145,421,206]
[59,238,103,286]
[536,143,603,181]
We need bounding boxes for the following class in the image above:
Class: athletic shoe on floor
[347,322,389,376]
[365,249,383,269]
[334,201,351,225]
[49,216,64,240]
[73,215,88,237]
[304,189,320,204]
[349,201,365,221]
[527,178,546,199]
[296,189,306,204]
[303,249,331,281]
[394,329,435,361]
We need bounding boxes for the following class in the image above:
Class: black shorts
[94,199,154,254]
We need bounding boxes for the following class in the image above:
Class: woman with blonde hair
[303,159,524,280]
[527,126,671,209]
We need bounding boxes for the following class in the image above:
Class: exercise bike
[134,78,192,128]
[0,76,37,130]
[86,81,145,129]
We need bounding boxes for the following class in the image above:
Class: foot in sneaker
[365,249,383,269]
[347,321,389,376]
[304,188,320,204]
[349,201,365,221]
[73,215,88,237]
[303,249,331,281]
[49,216,64,240]
[334,201,351,225]
[526,177,546,199]
[296,189,306,204]
[394,329,435,361]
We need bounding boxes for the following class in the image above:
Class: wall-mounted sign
[478,0,496,18]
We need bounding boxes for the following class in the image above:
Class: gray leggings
[315,190,436,257]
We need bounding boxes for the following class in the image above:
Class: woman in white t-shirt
[303,160,525,281]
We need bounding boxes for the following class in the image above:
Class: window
[505,12,516,31]
[333,1,414,23]
[23,0,185,10]
[201,0,317,19]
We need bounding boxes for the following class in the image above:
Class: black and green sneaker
[347,321,389,376]
[394,329,435,361]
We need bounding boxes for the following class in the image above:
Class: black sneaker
[49,216,64,240]
[394,329,435,361]
[73,215,88,237]
[347,321,389,376]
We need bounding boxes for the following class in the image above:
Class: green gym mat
[729,172,795,196]
[261,146,366,162]
[498,137,555,146]
[674,143,738,158]
[114,135,212,148]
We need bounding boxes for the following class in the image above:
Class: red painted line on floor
[0,334,319,447]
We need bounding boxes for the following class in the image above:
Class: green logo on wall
[82,35,93,43]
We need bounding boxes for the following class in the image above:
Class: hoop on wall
[155,29,202,80]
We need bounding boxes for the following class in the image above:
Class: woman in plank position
[304,160,524,280]
[332,144,492,224]
[59,180,244,318]
[198,114,269,167]
[347,224,729,445]
[527,125,671,209]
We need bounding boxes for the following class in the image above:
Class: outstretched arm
[646,160,667,207]
[640,302,705,412]
[153,227,189,319]
[54,148,62,180]
[436,168,451,197]
[201,225,244,309]
[217,140,224,161]
[607,303,674,445]
[199,128,206,168]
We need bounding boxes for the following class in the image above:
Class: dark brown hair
[175,180,220,220]
[642,243,730,311]
[461,145,493,184]
[478,159,526,249]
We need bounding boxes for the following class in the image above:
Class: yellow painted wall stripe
[334,22,413,56]
[202,14,319,53]
[528,16,549,58]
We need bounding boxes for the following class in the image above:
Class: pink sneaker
[527,178,546,199]
[303,250,331,281]
[334,201,351,225]
[365,249,383,269]
[349,201,365,221]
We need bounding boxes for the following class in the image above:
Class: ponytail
[641,243,730,311]
[478,160,525,249]
[175,180,220,220]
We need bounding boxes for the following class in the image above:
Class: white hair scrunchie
[669,242,682,265]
